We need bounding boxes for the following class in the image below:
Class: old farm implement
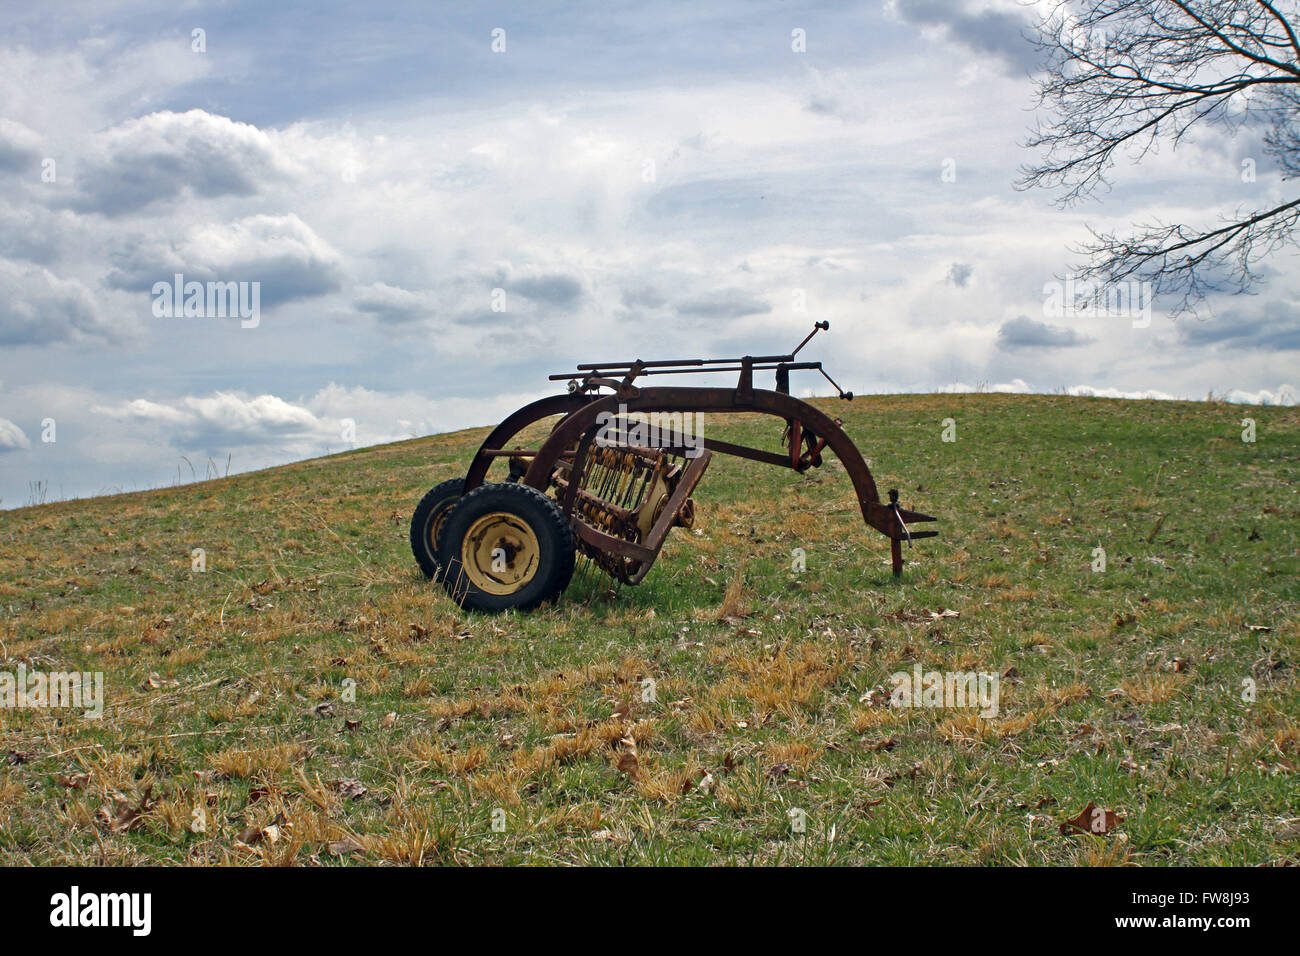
[409,322,937,611]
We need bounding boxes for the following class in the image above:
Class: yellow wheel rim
[460,511,540,595]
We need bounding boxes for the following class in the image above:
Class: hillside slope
[1,393,1297,865]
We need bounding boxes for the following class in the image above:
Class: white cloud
[0,258,128,345]
[1221,385,1298,406]
[107,212,344,307]
[0,415,30,451]
[64,109,298,217]
[89,383,550,462]
[0,116,42,171]
[935,380,1296,405]
[0,37,214,147]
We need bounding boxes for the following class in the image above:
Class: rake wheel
[436,482,575,612]
[409,477,465,581]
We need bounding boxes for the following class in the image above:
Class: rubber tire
[409,478,465,581]
[436,482,575,612]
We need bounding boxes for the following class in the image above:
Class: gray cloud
[62,110,292,217]
[947,262,973,287]
[0,206,62,265]
[506,273,583,306]
[997,315,1094,349]
[891,0,1038,74]
[1176,304,1300,351]
[0,259,125,346]
[676,288,771,320]
[0,118,42,173]
[105,214,343,309]
[353,282,432,324]
[621,284,668,310]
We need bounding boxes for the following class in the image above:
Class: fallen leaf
[311,701,334,719]
[380,712,397,729]
[1060,801,1123,836]
[99,785,157,833]
[336,778,368,801]
[56,772,90,790]
[616,735,641,781]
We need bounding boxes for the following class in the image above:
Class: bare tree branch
[1019,0,1300,313]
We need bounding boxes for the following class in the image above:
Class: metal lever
[889,488,912,544]
[819,366,853,401]
[791,320,830,357]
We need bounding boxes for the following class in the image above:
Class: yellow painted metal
[460,511,540,595]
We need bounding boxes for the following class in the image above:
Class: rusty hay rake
[409,322,937,612]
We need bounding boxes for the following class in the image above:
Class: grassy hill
[1,393,1297,865]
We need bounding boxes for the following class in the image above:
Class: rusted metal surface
[441,322,936,599]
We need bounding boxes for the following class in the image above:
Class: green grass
[0,393,1297,865]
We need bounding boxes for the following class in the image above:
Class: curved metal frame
[458,385,935,579]
[524,387,880,516]
[463,392,590,491]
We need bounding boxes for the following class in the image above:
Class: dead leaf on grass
[616,735,641,781]
[97,785,158,833]
[336,778,368,801]
[1060,801,1123,836]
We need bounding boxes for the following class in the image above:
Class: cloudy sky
[0,0,1296,508]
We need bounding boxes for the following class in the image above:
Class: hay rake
[409,322,937,612]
